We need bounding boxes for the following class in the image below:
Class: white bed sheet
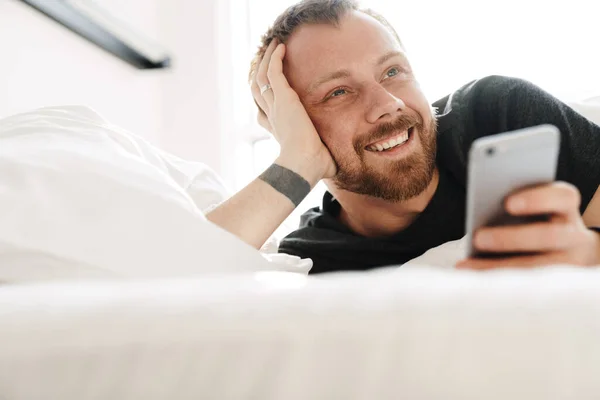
[1,266,600,399]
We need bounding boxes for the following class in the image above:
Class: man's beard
[331,112,437,202]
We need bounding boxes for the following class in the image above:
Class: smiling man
[207,0,600,273]
[281,12,438,208]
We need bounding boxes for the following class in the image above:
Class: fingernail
[509,197,526,213]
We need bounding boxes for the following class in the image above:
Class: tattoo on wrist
[259,164,311,207]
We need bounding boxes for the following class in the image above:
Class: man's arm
[460,76,600,214]
[457,181,600,269]
[207,158,322,249]
[495,77,600,227]
[207,40,335,249]
[456,76,600,269]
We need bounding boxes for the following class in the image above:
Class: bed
[0,100,599,399]
[2,267,600,399]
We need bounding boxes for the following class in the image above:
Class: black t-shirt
[278,75,600,274]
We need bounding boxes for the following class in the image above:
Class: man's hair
[249,0,403,82]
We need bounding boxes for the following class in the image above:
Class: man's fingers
[267,43,293,97]
[456,252,570,270]
[257,110,273,133]
[474,222,581,253]
[257,39,278,86]
[260,82,275,109]
[251,39,278,117]
[251,79,268,116]
[257,39,279,110]
[506,182,582,218]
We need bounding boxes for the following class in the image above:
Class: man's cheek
[311,117,334,142]
[318,125,346,154]
[394,86,430,116]
[311,110,356,150]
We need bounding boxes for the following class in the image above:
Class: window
[229,0,600,236]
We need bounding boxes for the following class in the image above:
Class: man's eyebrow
[306,70,351,95]
[377,51,404,66]
[305,52,405,95]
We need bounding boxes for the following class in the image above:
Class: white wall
[0,0,230,179]
[0,0,163,144]
[157,0,225,180]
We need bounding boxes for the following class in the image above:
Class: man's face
[284,11,437,201]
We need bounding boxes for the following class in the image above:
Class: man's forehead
[284,11,404,93]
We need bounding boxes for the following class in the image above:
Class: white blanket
[0,106,310,281]
[1,266,600,399]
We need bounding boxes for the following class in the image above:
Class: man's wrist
[275,154,325,187]
[259,163,311,207]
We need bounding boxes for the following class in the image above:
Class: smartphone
[465,124,560,258]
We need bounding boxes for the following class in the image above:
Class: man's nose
[364,84,406,124]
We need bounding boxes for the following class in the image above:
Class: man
[207,0,600,273]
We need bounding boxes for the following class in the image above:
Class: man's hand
[457,182,600,270]
[250,39,336,183]
[209,40,337,250]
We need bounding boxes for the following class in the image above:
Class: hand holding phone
[459,124,600,269]
[465,124,560,258]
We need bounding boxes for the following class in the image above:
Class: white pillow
[157,151,231,214]
[0,105,275,282]
[568,96,600,126]
[67,107,233,214]
[402,236,467,268]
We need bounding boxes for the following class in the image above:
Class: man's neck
[333,168,440,237]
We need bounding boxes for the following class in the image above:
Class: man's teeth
[367,132,409,152]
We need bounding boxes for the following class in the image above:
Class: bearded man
[207,0,600,273]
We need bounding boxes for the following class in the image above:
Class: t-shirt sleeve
[454,75,600,214]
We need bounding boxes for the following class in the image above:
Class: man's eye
[385,67,400,78]
[330,88,347,97]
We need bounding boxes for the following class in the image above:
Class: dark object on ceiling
[19,0,171,70]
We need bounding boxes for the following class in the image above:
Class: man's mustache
[354,114,423,152]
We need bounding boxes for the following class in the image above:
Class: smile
[365,127,414,152]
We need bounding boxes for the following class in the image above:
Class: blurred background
[1,0,598,231]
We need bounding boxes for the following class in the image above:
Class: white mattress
[1,266,600,399]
